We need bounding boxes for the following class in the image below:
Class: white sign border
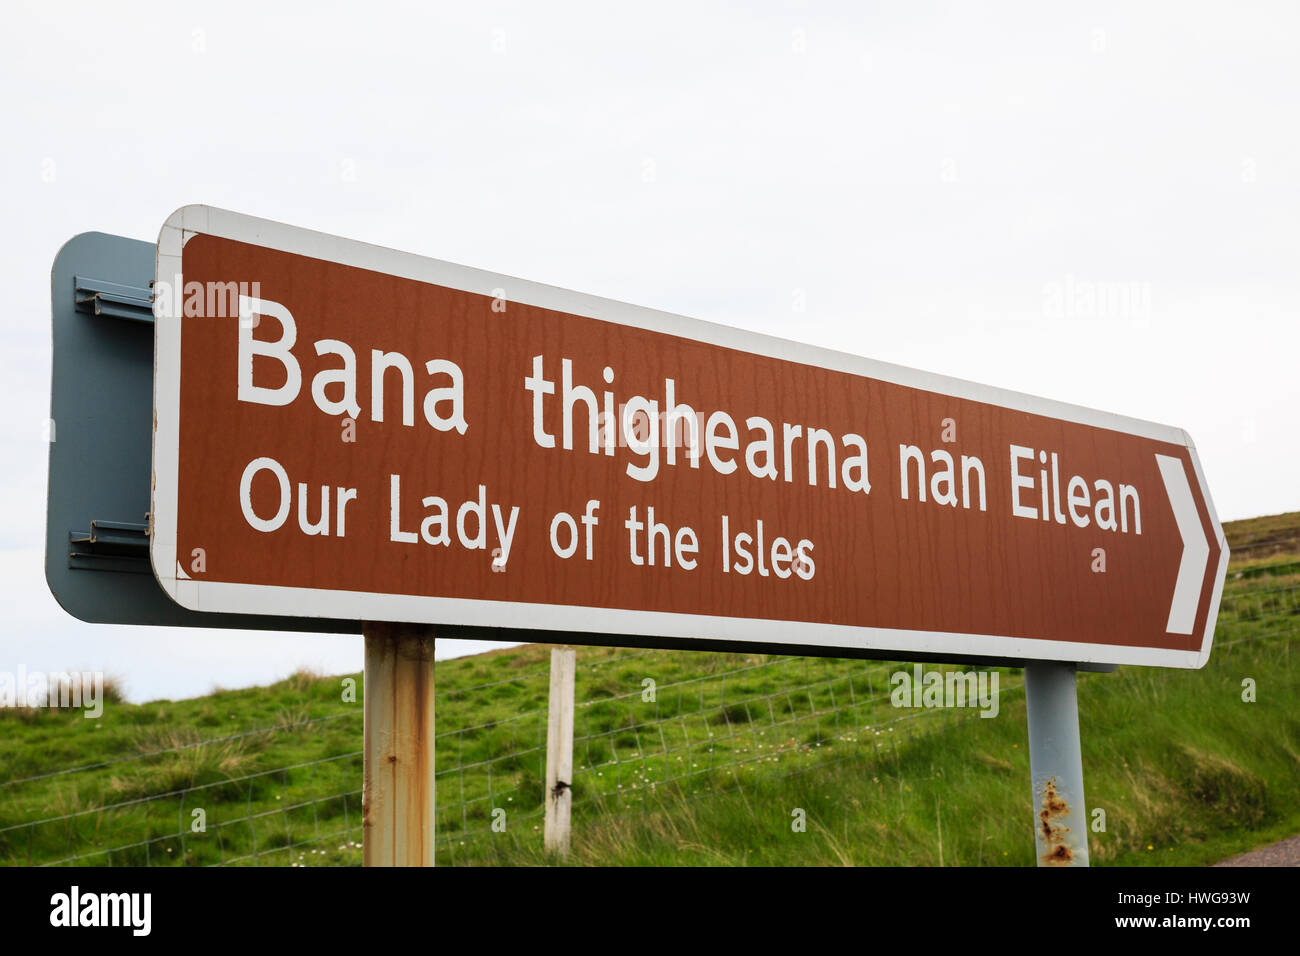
[152,205,1230,669]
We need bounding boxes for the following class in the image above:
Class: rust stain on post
[1038,777,1075,866]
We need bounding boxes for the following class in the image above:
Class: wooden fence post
[544,646,576,857]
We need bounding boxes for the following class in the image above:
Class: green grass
[2,514,1297,867]
[448,575,1300,867]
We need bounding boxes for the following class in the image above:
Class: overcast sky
[2,1,1296,702]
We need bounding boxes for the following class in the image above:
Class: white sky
[1,1,1296,702]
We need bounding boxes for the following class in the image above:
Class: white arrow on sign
[1156,454,1211,635]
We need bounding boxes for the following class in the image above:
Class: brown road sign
[151,206,1228,668]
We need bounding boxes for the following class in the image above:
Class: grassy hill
[2,512,1297,867]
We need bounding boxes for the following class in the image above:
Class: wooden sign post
[361,622,435,867]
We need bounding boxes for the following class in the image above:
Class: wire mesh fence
[2,574,1296,867]
[433,652,1017,851]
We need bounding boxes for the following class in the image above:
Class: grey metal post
[1024,661,1089,866]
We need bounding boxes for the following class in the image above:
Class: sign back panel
[46,230,359,632]
[152,206,1228,667]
